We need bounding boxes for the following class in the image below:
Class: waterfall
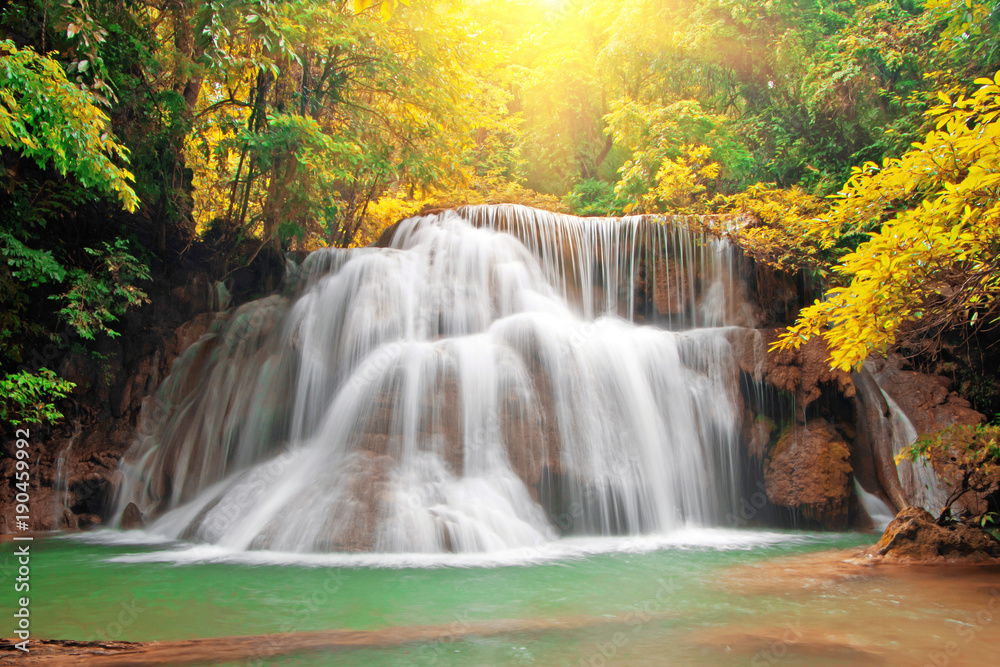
[52,419,83,527]
[880,388,949,515]
[853,479,895,532]
[114,205,753,553]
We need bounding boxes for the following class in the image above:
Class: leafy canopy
[0,39,138,211]
[775,71,1000,371]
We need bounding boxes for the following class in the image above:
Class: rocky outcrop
[0,248,275,532]
[724,328,872,528]
[869,354,986,514]
[849,369,909,512]
[744,414,775,461]
[725,326,990,530]
[760,332,855,420]
[865,506,1000,562]
[763,419,853,528]
[870,354,984,434]
[120,502,144,530]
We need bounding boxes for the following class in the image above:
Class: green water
[16,531,1000,666]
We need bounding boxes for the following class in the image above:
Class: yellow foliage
[0,40,138,211]
[716,183,831,273]
[776,71,1000,371]
[421,180,569,216]
[347,179,569,249]
[350,193,421,248]
[353,0,408,22]
[641,144,719,213]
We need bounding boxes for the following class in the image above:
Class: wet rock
[0,294,244,532]
[327,452,394,552]
[865,506,1000,562]
[747,262,801,327]
[870,354,986,513]
[763,332,855,420]
[764,419,853,528]
[121,502,144,530]
[167,312,224,367]
[744,412,775,461]
[849,369,909,513]
[59,508,78,531]
[723,327,766,379]
[652,256,690,316]
[871,354,984,434]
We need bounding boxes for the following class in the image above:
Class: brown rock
[764,331,854,420]
[121,502,144,530]
[865,506,1000,562]
[870,354,986,513]
[652,256,690,315]
[723,327,766,379]
[764,419,853,528]
[744,413,775,461]
[871,354,984,434]
[850,369,909,512]
[328,452,394,551]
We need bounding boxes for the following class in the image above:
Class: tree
[774,72,1000,371]
[897,424,1000,526]
[185,0,495,248]
[0,36,146,426]
[606,99,749,213]
[0,39,137,210]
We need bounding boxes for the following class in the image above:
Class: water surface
[25,530,1000,665]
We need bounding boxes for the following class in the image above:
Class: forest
[1,0,999,426]
[6,3,1000,661]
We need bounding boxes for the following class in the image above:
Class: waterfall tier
[115,205,752,553]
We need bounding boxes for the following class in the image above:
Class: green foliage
[897,424,1000,524]
[185,0,492,248]
[564,178,620,216]
[0,229,67,286]
[51,239,150,340]
[1,0,998,421]
[0,39,138,211]
[0,369,75,426]
[607,99,750,213]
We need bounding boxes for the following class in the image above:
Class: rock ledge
[864,506,1000,563]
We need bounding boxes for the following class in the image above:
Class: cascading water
[854,479,895,532]
[52,419,83,527]
[880,387,949,514]
[114,205,753,553]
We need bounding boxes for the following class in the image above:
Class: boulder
[865,506,1000,562]
[744,412,775,461]
[764,419,852,528]
[120,502,144,530]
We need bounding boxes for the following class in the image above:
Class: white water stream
[115,205,753,553]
